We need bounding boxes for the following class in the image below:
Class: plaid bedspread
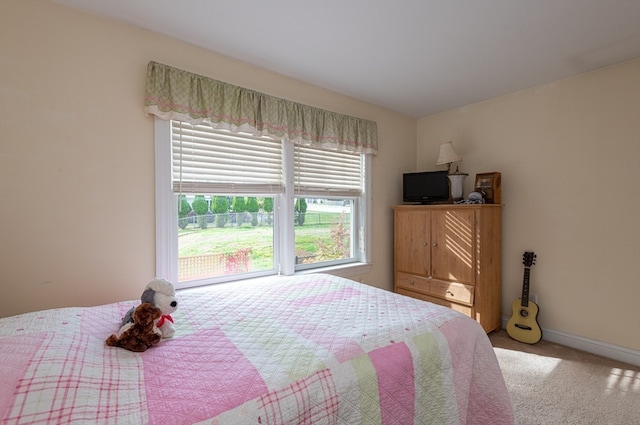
[0,274,513,424]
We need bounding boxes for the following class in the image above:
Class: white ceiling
[54,0,640,118]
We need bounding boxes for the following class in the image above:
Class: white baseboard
[501,316,640,367]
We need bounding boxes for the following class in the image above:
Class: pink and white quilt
[0,273,513,424]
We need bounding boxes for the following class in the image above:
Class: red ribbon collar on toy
[157,314,174,328]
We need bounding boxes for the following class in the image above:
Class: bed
[0,273,513,424]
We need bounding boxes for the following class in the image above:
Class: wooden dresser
[393,204,502,333]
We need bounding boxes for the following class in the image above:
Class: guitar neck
[520,267,531,306]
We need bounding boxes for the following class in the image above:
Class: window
[155,119,371,289]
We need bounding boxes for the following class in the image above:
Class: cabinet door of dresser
[430,209,475,285]
[394,209,430,276]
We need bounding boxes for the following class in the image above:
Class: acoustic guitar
[506,252,542,344]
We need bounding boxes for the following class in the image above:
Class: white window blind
[171,121,284,194]
[294,145,363,197]
[172,121,363,197]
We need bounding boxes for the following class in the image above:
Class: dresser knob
[432,242,438,247]
[409,280,415,285]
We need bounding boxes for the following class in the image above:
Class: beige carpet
[489,330,640,425]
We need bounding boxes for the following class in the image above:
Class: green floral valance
[144,61,378,154]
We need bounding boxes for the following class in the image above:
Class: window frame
[155,118,372,289]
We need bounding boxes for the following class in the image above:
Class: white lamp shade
[436,141,462,165]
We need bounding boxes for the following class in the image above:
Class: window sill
[176,262,373,292]
[297,262,373,279]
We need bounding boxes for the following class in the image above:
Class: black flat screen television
[403,170,449,204]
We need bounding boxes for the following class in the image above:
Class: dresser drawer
[395,272,431,294]
[430,280,474,306]
[397,289,474,318]
[421,294,474,317]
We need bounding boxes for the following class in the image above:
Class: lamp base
[448,173,468,201]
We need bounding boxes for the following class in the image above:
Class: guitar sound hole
[519,309,529,318]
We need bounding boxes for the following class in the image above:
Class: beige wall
[0,0,416,317]
[418,59,640,351]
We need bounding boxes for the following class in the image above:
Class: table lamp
[436,141,467,201]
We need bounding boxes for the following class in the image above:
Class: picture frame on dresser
[474,172,502,204]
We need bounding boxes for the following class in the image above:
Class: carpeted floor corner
[489,330,640,425]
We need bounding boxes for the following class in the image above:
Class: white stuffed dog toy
[121,278,178,338]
